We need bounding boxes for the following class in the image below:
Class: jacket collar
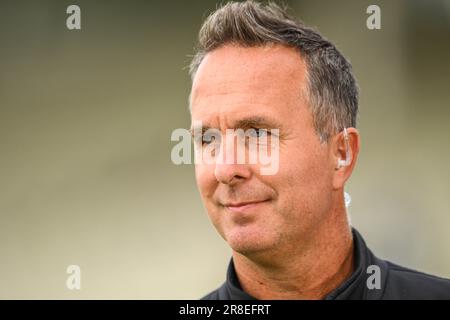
[221,228,388,300]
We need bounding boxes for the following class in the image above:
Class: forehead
[190,44,309,127]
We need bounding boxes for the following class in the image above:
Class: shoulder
[200,289,220,300]
[382,261,450,299]
[200,283,227,300]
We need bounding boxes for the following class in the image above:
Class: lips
[223,200,269,213]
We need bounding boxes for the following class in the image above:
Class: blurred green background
[0,0,449,299]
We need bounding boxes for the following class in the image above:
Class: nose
[214,136,252,185]
[214,162,252,185]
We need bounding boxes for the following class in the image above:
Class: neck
[232,203,354,300]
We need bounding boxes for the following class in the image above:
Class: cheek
[276,142,332,208]
[280,138,330,183]
[194,164,224,233]
[194,164,216,200]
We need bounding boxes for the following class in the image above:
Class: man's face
[190,44,336,257]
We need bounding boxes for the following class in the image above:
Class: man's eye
[201,133,217,145]
[249,128,270,138]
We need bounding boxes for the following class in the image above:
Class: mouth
[223,200,270,213]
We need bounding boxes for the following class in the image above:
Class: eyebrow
[189,116,282,137]
[233,117,281,130]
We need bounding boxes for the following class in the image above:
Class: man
[188,1,450,299]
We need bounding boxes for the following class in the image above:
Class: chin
[224,225,276,256]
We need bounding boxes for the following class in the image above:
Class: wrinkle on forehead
[189,44,314,138]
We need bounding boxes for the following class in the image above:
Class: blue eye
[201,131,220,145]
[193,134,211,145]
[249,128,269,138]
[203,135,215,145]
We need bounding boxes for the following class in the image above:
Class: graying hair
[189,0,359,143]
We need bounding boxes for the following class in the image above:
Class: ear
[331,127,360,190]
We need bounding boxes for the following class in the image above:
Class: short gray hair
[189,0,359,143]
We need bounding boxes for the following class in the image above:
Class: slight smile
[224,200,270,213]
